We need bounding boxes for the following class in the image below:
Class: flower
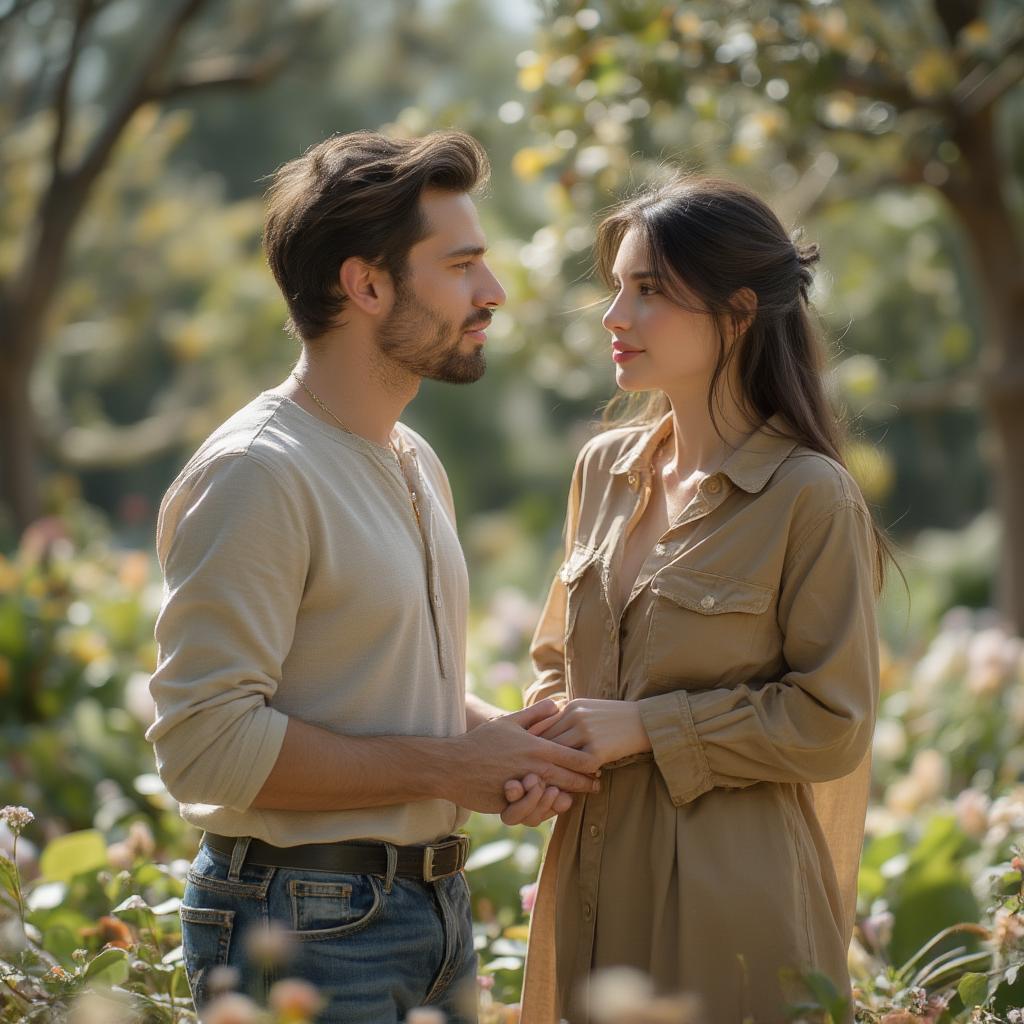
[966,627,1020,696]
[406,1010,446,1024]
[244,919,295,966]
[519,881,538,915]
[954,788,990,839]
[859,910,894,953]
[268,978,324,1020]
[0,806,34,835]
[80,915,133,949]
[202,993,262,1024]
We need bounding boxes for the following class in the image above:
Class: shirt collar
[609,412,799,494]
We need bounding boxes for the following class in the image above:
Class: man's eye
[453,262,472,271]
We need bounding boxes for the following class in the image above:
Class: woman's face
[602,227,721,396]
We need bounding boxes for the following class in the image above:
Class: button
[583,902,593,919]
[654,543,667,556]
[705,476,722,494]
[700,594,716,610]
[589,824,600,838]
[627,472,638,486]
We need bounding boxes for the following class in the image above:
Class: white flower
[909,749,949,801]
[954,788,991,839]
[587,966,655,1023]
[872,719,906,762]
[966,627,1019,697]
[0,806,34,834]
[201,993,261,1024]
[909,631,968,703]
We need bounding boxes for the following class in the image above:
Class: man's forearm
[250,717,454,812]
[465,692,504,730]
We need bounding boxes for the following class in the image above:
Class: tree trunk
[0,346,41,536]
[943,106,1024,634]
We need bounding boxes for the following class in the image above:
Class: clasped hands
[498,697,651,827]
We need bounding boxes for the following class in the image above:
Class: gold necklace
[290,371,421,526]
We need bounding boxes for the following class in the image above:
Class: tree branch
[858,374,979,419]
[43,406,207,470]
[50,0,96,176]
[144,46,291,102]
[72,0,208,188]
[953,24,1024,114]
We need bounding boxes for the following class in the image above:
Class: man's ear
[339,257,394,316]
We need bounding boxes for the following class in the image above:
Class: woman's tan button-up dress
[520,414,880,1024]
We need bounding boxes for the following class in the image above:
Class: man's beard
[375,282,488,385]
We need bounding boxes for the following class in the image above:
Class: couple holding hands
[147,129,886,1024]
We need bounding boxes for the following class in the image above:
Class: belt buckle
[422,835,469,882]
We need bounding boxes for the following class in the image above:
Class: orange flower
[81,916,133,949]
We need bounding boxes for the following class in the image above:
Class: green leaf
[464,839,516,871]
[39,830,108,883]
[0,853,20,904]
[958,971,989,1008]
[84,947,130,986]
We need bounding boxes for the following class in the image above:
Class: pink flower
[519,881,538,915]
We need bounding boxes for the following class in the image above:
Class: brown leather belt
[201,831,470,882]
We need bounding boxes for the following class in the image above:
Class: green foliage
[0,519,1022,1022]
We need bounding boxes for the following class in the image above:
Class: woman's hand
[500,773,575,826]
[526,698,652,765]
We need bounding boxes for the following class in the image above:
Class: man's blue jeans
[180,840,478,1023]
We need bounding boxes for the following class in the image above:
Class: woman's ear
[730,287,758,341]
[339,257,394,316]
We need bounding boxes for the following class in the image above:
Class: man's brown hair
[263,130,490,341]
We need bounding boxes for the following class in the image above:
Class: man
[146,130,600,1023]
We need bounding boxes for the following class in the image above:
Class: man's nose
[478,263,507,308]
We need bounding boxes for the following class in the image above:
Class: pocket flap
[557,544,600,586]
[650,565,773,615]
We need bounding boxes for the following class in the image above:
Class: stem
[10,835,25,927]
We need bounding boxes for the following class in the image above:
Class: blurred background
[1,1,1023,1021]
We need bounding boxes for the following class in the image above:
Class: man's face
[375,189,506,384]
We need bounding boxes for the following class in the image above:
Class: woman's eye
[638,284,656,296]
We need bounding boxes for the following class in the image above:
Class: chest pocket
[557,543,602,697]
[644,564,774,690]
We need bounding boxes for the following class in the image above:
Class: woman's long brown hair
[594,177,900,594]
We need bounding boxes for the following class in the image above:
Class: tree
[0,0,322,535]
[513,0,1024,630]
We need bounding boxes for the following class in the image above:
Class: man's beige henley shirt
[146,392,470,847]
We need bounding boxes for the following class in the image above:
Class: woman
[513,178,893,1024]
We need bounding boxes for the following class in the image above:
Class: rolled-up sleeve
[145,454,307,810]
[639,499,879,806]
[526,454,585,708]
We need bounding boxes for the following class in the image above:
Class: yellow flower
[908,50,957,99]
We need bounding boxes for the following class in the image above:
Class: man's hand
[526,697,651,765]
[445,700,602,813]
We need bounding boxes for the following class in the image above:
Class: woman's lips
[612,342,643,364]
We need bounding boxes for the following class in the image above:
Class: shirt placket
[574,466,650,978]
[389,446,450,679]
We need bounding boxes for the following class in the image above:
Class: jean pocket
[179,905,235,1010]
[286,873,384,941]
[289,879,353,930]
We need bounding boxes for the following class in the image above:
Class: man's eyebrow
[442,245,487,260]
